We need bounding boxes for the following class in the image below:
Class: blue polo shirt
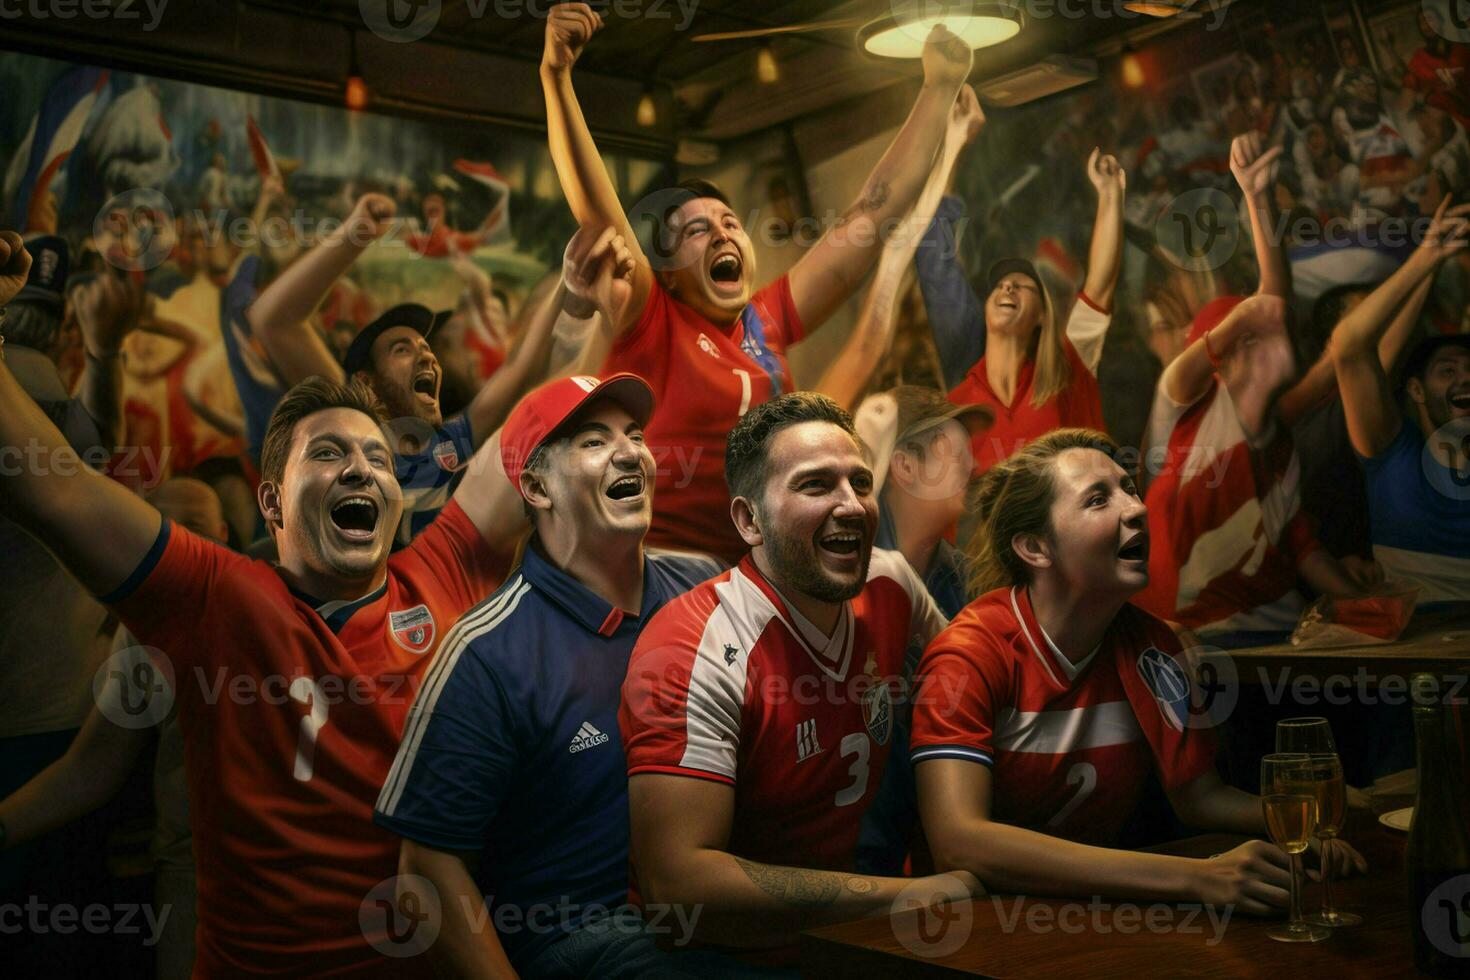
[373,541,718,967]
[1361,418,1470,603]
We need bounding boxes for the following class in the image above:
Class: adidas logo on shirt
[569,721,611,754]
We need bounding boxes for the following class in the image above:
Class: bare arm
[1081,148,1126,312]
[398,841,518,979]
[540,3,653,337]
[460,280,570,444]
[247,194,397,386]
[451,429,530,556]
[1159,293,1292,436]
[73,274,147,447]
[1230,133,1290,298]
[628,773,977,948]
[0,649,152,849]
[915,758,1291,914]
[787,27,972,333]
[815,86,975,411]
[0,233,161,595]
[1334,200,1469,457]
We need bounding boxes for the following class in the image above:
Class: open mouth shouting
[329,493,380,543]
[1450,389,1470,414]
[817,526,865,569]
[411,370,437,404]
[708,250,743,295]
[1117,532,1149,565]
[605,472,646,503]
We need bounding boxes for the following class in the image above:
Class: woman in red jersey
[910,429,1364,908]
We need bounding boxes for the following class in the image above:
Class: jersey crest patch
[1136,646,1190,732]
[432,440,462,472]
[390,605,436,653]
[863,680,894,746]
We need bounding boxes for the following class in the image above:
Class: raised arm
[1230,133,1290,298]
[0,234,162,596]
[815,87,976,411]
[247,193,397,386]
[1276,273,1435,427]
[1334,198,1469,457]
[458,275,577,445]
[786,26,972,332]
[916,758,1292,913]
[628,773,977,949]
[72,272,147,447]
[1159,293,1292,433]
[1081,148,1127,313]
[541,3,653,337]
[451,428,530,557]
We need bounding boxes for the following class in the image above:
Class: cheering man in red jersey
[543,2,976,563]
[0,230,526,977]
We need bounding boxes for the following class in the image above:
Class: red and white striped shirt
[910,587,1217,846]
[1136,380,1318,635]
[620,549,946,873]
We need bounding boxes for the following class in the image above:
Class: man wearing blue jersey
[245,193,573,543]
[375,371,718,978]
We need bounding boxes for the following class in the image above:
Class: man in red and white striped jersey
[620,392,975,962]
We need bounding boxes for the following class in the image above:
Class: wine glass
[1276,716,1335,754]
[1275,718,1360,927]
[1303,753,1362,927]
[1261,753,1331,943]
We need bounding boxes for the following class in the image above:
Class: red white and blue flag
[4,66,110,228]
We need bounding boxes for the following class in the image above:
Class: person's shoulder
[929,588,1019,650]
[647,549,726,598]
[433,571,540,666]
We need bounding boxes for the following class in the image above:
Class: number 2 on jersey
[1047,761,1097,827]
[290,676,330,783]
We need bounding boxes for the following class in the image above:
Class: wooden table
[802,812,1414,978]
[1199,608,1470,685]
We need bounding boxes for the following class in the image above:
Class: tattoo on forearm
[836,179,892,227]
[734,857,849,910]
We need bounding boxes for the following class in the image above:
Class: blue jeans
[521,916,696,980]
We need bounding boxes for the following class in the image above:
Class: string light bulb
[636,89,657,127]
[757,45,780,84]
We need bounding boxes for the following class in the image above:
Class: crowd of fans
[1,4,1468,979]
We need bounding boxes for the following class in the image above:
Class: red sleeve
[103,520,247,673]
[620,589,740,785]
[1076,290,1110,315]
[398,499,509,612]
[908,622,1008,768]
[753,275,805,347]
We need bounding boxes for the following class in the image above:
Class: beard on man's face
[761,514,870,605]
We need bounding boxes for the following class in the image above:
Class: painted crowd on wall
[0,50,668,492]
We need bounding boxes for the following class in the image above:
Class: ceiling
[268,0,1236,138]
[1,0,1246,149]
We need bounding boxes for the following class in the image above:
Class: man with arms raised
[0,230,524,976]
[247,193,570,542]
[620,393,976,965]
[543,3,975,562]
[1333,197,1470,602]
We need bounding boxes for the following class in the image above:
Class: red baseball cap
[500,373,656,498]
[1186,295,1245,347]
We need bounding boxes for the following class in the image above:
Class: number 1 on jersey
[732,369,752,417]
[290,676,330,783]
